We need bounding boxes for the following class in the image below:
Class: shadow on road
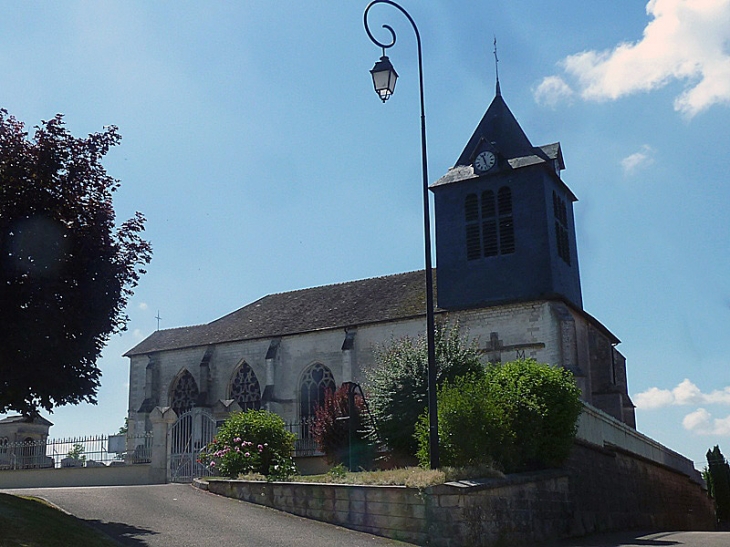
[547,531,681,546]
[84,519,158,547]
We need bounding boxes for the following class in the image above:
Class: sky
[1,0,730,470]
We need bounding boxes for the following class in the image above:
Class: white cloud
[138,302,149,311]
[683,408,712,432]
[634,386,675,409]
[621,145,655,174]
[683,408,730,435]
[133,328,144,340]
[634,378,730,409]
[533,76,574,108]
[534,0,730,117]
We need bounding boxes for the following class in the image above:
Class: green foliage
[312,384,375,470]
[200,410,296,480]
[706,445,730,522]
[364,322,483,460]
[415,372,499,468]
[417,359,582,473]
[328,463,348,480]
[0,109,152,415]
[66,443,86,462]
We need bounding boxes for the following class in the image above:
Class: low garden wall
[197,404,716,546]
[199,470,575,546]
[199,442,714,547]
[0,463,163,489]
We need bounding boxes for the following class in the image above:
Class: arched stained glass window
[230,361,262,411]
[170,370,199,416]
[299,363,335,421]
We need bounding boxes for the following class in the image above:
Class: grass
[215,463,504,489]
[0,493,117,547]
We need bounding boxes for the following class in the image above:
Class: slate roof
[431,143,567,189]
[455,93,535,167]
[124,270,435,356]
[432,92,576,200]
[0,415,53,427]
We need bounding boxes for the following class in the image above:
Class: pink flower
[245,452,250,458]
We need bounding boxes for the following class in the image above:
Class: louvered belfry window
[465,186,515,260]
[553,191,571,265]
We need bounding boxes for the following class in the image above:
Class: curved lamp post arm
[363,0,439,470]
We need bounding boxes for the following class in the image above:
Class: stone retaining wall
[198,441,715,547]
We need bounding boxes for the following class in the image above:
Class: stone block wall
[200,441,715,547]
[566,442,715,535]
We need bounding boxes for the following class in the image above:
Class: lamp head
[370,54,398,102]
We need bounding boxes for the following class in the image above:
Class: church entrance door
[169,408,217,483]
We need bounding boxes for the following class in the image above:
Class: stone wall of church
[128,299,635,433]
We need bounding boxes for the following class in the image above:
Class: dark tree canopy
[0,109,152,415]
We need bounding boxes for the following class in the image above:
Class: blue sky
[2,1,730,470]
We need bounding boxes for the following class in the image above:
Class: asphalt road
[4,484,730,546]
[2,483,411,547]
[550,530,730,547]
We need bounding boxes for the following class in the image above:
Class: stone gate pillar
[149,406,178,483]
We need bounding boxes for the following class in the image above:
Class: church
[124,83,636,450]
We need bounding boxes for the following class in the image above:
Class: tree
[363,322,483,461]
[707,445,730,522]
[312,384,374,470]
[416,359,582,472]
[0,109,152,415]
[66,443,86,463]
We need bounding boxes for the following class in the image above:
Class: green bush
[415,372,502,468]
[416,359,582,473]
[312,384,375,470]
[364,322,483,460]
[199,410,296,479]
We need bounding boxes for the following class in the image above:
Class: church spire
[494,36,501,97]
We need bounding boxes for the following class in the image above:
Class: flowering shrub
[199,410,296,480]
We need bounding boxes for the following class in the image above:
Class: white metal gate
[169,409,217,483]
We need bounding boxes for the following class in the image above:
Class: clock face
[474,151,496,173]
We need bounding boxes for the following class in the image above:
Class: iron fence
[0,433,152,471]
[286,419,321,457]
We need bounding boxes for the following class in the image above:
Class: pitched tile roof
[124,270,435,356]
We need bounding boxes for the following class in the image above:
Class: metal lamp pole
[364,0,439,469]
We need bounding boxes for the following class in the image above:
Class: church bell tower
[432,85,583,311]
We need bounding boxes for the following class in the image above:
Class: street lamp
[370,53,398,102]
[364,0,439,469]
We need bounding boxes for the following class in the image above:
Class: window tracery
[170,370,199,416]
[230,361,262,411]
[299,363,335,421]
